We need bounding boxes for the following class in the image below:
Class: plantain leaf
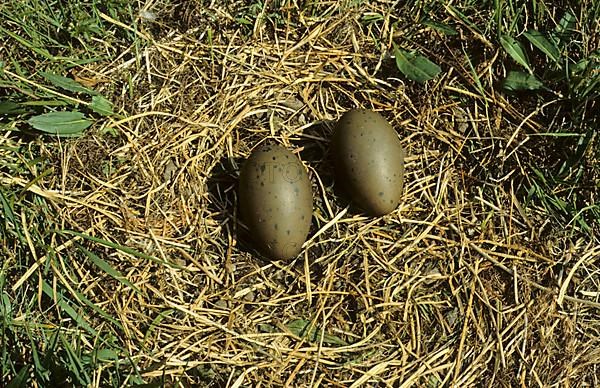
[502,70,544,91]
[27,111,91,136]
[394,46,441,83]
[523,29,560,63]
[95,348,118,361]
[500,35,532,73]
[90,95,114,116]
[39,71,98,95]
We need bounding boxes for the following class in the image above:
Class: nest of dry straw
[10,1,599,386]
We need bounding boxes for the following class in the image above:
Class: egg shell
[331,109,405,216]
[238,144,313,259]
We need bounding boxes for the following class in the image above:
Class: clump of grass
[1,0,148,385]
[490,3,600,236]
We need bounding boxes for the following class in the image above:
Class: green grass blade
[142,309,174,348]
[77,244,141,294]
[421,19,458,35]
[41,280,97,336]
[0,189,25,244]
[445,4,484,35]
[0,26,53,59]
[20,100,69,107]
[51,263,125,331]
[60,230,182,269]
[5,366,29,388]
[59,333,90,385]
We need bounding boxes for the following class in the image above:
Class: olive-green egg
[331,109,405,216]
[238,144,313,259]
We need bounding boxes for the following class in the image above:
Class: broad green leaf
[78,245,140,293]
[27,111,91,136]
[394,47,441,83]
[502,71,544,91]
[571,58,590,75]
[0,101,25,114]
[421,20,458,35]
[555,11,576,47]
[286,319,348,346]
[39,71,98,95]
[500,35,532,73]
[90,95,114,116]
[523,29,560,63]
[96,348,119,361]
[6,366,28,388]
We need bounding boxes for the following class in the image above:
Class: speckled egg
[331,109,405,216]
[238,144,313,259]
